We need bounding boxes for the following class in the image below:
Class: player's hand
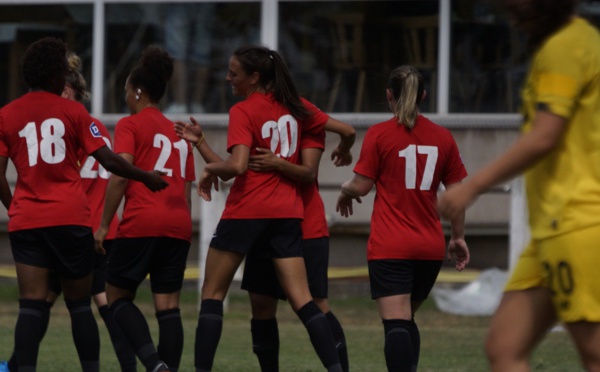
[248,148,280,172]
[94,227,108,255]
[447,238,470,271]
[174,116,204,144]
[198,168,218,201]
[144,170,169,192]
[336,192,361,218]
[331,147,352,167]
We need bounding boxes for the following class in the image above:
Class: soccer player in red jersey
[240,116,355,372]
[336,65,470,371]
[94,46,195,372]
[0,37,167,372]
[193,45,343,372]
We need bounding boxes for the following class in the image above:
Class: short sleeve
[353,126,379,180]
[114,117,137,156]
[75,105,106,156]
[441,133,468,185]
[300,98,329,135]
[534,42,586,119]
[301,131,325,150]
[227,105,253,153]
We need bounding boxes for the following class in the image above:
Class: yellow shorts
[505,224,600,323]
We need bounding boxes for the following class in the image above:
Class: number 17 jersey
[354,115,467,261]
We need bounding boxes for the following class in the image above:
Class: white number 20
[80,137,112,179]
[261,114,298,158]
[398,145,438,190]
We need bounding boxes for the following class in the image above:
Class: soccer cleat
[151,361,170,372]
[0,361,9,372]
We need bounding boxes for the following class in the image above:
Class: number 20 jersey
[222,92,328,220]
[354,115,467,261]
[0,91,107,232]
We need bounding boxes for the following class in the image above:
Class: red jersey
[0,91,106,232]
[221,93,328,219]
[354,115,467,261]
[78,119,119,240]
[114,107,195,241]
[300,131,329,239]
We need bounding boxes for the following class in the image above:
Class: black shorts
[241,237,329,299]
[10,225,95,280]
[106,237,190,294]
[48,239,114,296]
[210,218,302,258]
[368,259,443,301]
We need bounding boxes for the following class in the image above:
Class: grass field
[0,278,584,372]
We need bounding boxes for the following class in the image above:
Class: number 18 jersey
[0,91,107,232]
[354,115,467,261]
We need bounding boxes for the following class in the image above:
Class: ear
[421,90,427,102]
[386,88,394,103]
[249,71,260,86]
[61,88,70,99]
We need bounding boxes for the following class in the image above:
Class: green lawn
[0,279,584,371]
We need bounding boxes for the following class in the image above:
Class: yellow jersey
[522,17,600,240]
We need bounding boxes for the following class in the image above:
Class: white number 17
[398,145,438,190]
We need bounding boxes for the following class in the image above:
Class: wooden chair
[398,15,439,112]
[327,13,367,112]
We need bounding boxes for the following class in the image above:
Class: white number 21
[398,145,438,190]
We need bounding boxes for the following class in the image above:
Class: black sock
[99,304,137,372]
[250,318,280,372]
[156,308,183,372]
[382,319,414,372]
[195,299,223,371]
[297,301,341,372]
[408,317,420,368]
[14,299,47,370]
[9,300,52,371]
[111,298,161,371]
[326,311,349,372]
[65,298,100,372]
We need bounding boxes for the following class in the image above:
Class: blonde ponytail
[388,66,424,129]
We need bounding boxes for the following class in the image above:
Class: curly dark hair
[128,45,174,103]
[22,37,68,92]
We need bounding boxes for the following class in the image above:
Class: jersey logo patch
[89,122,101,137]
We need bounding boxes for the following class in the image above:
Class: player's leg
[242,250,281,372]
[486,288,556,372]
[305,237,349,372]
[107,237,168,372]
[93,241,137,372]
[52,226,99,372]
[539,225,600,372]
[271,219,341,372]
[150,237,189,372]
[485,241,555,372]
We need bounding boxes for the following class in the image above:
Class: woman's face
[124,77,138,114]
[226,56,255,97]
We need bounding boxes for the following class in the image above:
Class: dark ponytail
[233,45,311,120]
